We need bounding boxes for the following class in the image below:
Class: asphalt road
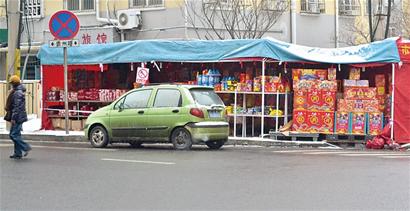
[1,140,409,211]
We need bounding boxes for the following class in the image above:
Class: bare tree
[339,0,407,45]
[184,0,288,40]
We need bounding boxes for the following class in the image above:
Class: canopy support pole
[391,63,395,141]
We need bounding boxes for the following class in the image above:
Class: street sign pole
[49,10,80,135]
[64,46,69,135]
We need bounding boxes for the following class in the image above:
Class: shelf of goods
[45,100,113,119]
[216,90,291,137]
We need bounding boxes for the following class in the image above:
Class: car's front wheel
[206,140,225,150]
[89,126,109,148]
[171,128,192,150]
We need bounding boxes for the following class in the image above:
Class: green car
[84,84,229,150]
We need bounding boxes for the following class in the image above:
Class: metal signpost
[49,10,80,134]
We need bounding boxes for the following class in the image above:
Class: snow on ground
[0,115,84,136]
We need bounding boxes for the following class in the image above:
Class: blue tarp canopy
[37,37,400,65]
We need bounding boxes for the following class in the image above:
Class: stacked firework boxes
[292,69,337,133]
[335,69,384,135]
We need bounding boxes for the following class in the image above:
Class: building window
[130,0,164,8]
[339,0,361,16]
[21,55,40,80]
[23,0,42,18]
[67,0,95,11]
[301,0,325,14]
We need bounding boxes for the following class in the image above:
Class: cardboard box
[335,112,350,134]
[343,79,356,87]
[337,99,354,112]
[363,100,380,112]
[293,90,307,110]
[321,111,335,133]
[368,112,383,135]
[356,80,369,87]
[307,89,322,111]
[351,112,366,135]
[307,111,322,133]
[70,120,83,131]
[292,110,308,132]
[52,118,68,130]
[321,91,336,111]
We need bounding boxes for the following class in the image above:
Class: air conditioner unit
[117,9,142,30]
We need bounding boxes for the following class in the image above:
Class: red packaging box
[292,110,308,132]
[368,112,383,135]
[349,68,361,80]
[321,91,336,111]
[328,68,337,80]
[319,80,337,91]
[315,69,328,80]
[351,112,366,135]
[335,112,350,134]
[292,69,302,81]
[307,111,322,133]
[375,74,385,87]
[337,99,354,112]
[307,89,322,111]
[344,87,377,100]
[293,90,307,110]
[321,111,335,133]
[363,100,380,112]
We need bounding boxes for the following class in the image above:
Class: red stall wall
[394,63,410,143]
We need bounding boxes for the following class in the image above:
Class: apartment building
[0,0,407,80]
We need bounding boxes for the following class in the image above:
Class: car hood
[89,105,111,118]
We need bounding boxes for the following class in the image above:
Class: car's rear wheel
[89,126,109,148]
[171,128,192,150]
[129,142,143,148]
[205,140,225,150]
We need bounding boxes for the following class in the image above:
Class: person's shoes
[24,146,32,157]
[9,154,22,159]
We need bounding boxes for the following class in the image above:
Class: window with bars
[67,0,95,11]
[339,0,361,16]
[130,0,164,8]
[300,0,325,14]
[24,0,42,18]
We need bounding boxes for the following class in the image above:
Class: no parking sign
[136,67,150,84]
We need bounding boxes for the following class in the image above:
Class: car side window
[153,89,182,107]
[113,97,125,110]
[122,89,152,109]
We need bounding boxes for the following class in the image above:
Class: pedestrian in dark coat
[5,75,31,159]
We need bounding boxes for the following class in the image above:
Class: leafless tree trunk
[184,0,288,40]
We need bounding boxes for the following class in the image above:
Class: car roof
[141,84,214,90]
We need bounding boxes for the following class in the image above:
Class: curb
[0,133,86,142]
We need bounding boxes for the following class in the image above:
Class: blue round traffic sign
[49,10,80,40]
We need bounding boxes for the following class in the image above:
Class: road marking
[339,153,408,157]
[273,150,341,153]
[101,158,176,165]
[378,156,410,159]
[304,151,362,155]
[0,144,118,151]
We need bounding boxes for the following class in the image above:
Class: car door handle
[172,109,179,113]
[138,110,144,114]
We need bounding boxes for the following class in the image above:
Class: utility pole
[6,0,21,77]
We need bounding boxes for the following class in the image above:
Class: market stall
[37,37,408,144]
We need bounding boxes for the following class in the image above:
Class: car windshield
[190,88,224,106]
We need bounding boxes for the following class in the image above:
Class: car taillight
[190,108,204,118]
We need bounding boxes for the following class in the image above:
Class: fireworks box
[337,99,354,112]
[307,89,322,111]
[315,69,328,80]
[367,112,384,135]
[321,91,336,111]
[293,90,307,110]
[319,80,337,91]
[320,111,335,133]
[335,111,350,134]
[328,68,337,80]
[292,110,308,132]
[351,112,366,135]
[349,68,361,80]
[306,111,322,133]
[344,87,377,100]
[343,79,356,87]
[375,74,386,87]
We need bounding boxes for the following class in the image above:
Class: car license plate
[209,111,220,118]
